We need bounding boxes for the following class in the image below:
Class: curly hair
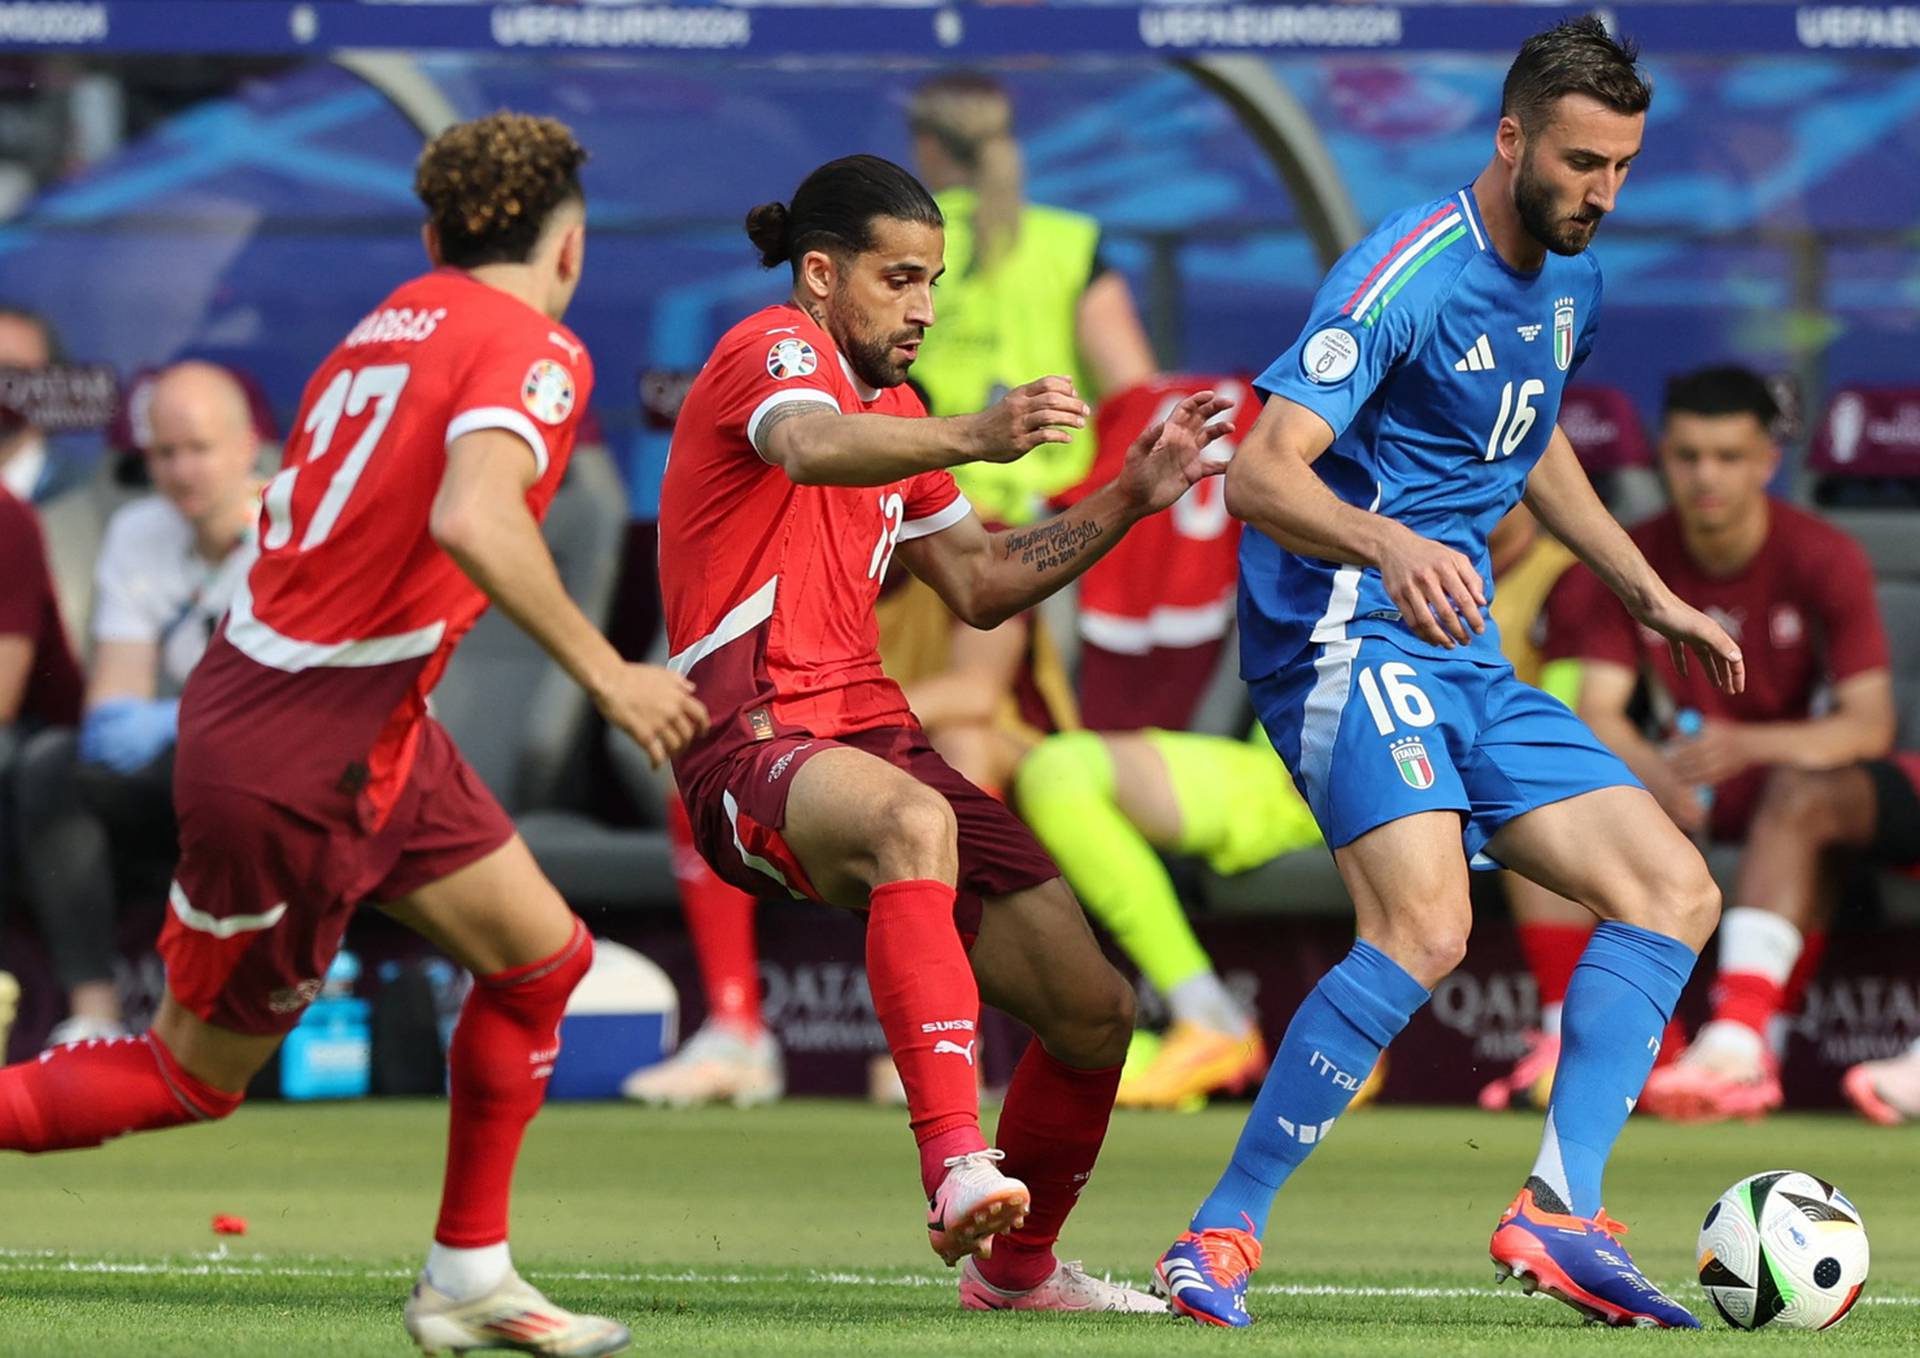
[415,112,587,269]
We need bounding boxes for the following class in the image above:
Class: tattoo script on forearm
[1003,516,1105,573]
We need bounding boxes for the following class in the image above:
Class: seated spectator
[1486,365,1896,1121]
[0,304,55,503]
[1,456,83,1056]
[11,361,261,1045]
[1682,754,1920,1124]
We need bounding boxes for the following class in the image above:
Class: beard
[1514,152,1602,257]
[827,284,921,390]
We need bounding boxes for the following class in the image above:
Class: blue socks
[1191,941,1429,1237]
[1531,921,1697,1217]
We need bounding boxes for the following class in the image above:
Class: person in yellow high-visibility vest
[907,72,1157,527]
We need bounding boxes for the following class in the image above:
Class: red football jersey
[1055,376,1258,654]
[218,268,591,810]
[659,303,969,755]
[1541,500,1889,836]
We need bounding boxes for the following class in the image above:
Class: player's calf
[435,919,594,1248]
[0,1029,243,1153]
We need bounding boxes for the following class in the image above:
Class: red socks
[1714,930,1827,1041]
[0,1031,242,1153]
[976,1043,1121,1293]
[1517,922,1592,1024]
[865,878,986,1195]
[669,794,764,1033]
[434,920,594,1248]
[1712,971,1784,1037]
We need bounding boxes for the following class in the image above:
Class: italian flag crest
[1391,737,1436,790]
[1553,299,1576,372]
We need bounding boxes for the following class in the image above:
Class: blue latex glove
[79,697,181,774]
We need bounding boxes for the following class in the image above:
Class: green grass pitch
[1,1100,1914,1355]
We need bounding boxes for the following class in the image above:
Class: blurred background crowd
[3,0,1919,1122]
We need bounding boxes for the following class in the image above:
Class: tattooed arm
[897,391,1234,629]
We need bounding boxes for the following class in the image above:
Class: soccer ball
[1697,1170,1869,1330]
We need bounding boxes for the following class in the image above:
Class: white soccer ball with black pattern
[1697,1170,1868,1330]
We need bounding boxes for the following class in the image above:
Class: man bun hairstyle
[416,111,587,269]
[745,154,943,273]
[1501,15,1653,137]
[744,200,794,269]
[1663,364,1781,429]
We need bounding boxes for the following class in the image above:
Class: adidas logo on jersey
[1454,334,1496,372]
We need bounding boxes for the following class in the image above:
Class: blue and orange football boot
[1489,1184,1700,1328]
[1152,1218,1262,1328]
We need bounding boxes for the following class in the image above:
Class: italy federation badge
[1391,736,1436,790]
[1553,297,1576,372]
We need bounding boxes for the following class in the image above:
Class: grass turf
[1,1100,1914,1354]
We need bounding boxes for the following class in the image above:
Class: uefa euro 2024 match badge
[767,338,818,381]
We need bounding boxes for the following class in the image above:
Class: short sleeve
[90,509,166,644]
[0,495,49,638]
[898,470,972,541]
[445,322,592,479]
[1811,530,1890,681]
[1254,207,1466,439]
[1539,561,1639,669]
[706,325,844,460]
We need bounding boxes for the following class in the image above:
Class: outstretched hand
[1114,391,1237,516]
[1638,593,1746,694]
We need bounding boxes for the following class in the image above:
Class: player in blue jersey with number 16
[1150,18,1746,1330]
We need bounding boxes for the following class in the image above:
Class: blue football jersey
[1240,186,1601,680]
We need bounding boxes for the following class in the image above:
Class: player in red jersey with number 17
[0,114,705,1357]
[659,155,1232,1313]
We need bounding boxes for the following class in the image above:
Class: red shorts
[1077,639,1228,732]
[162,716,513,1036]
[676,724,1059,926]
[1868,752,1920,874]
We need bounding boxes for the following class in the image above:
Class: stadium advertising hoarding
[5,2,1920,57]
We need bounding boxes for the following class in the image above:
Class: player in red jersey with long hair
[659,154,1231,1312]
[0,113,705,1357]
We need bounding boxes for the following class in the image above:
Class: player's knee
[1647,855,1721,949]
[876,788,959,873]
[1011,732,1108,814]
[1049,965,1135,1068]
[1402,929,1471,987]
[1754,765,1841,840]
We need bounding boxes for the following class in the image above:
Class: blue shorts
[1252,634,1640,865]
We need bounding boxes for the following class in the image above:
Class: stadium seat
[1199,844,1350,917]
[1874,578,1920,919]
[432,444,674,910]
[1560,385,1663,525]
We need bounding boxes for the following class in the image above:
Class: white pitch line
[0,1250,1913,1307]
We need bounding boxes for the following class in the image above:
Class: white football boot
[927,1149,1031,1266]
[404,1270,630,1356]
[619,1022,784,1109]
[960,1256,1169,1312]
